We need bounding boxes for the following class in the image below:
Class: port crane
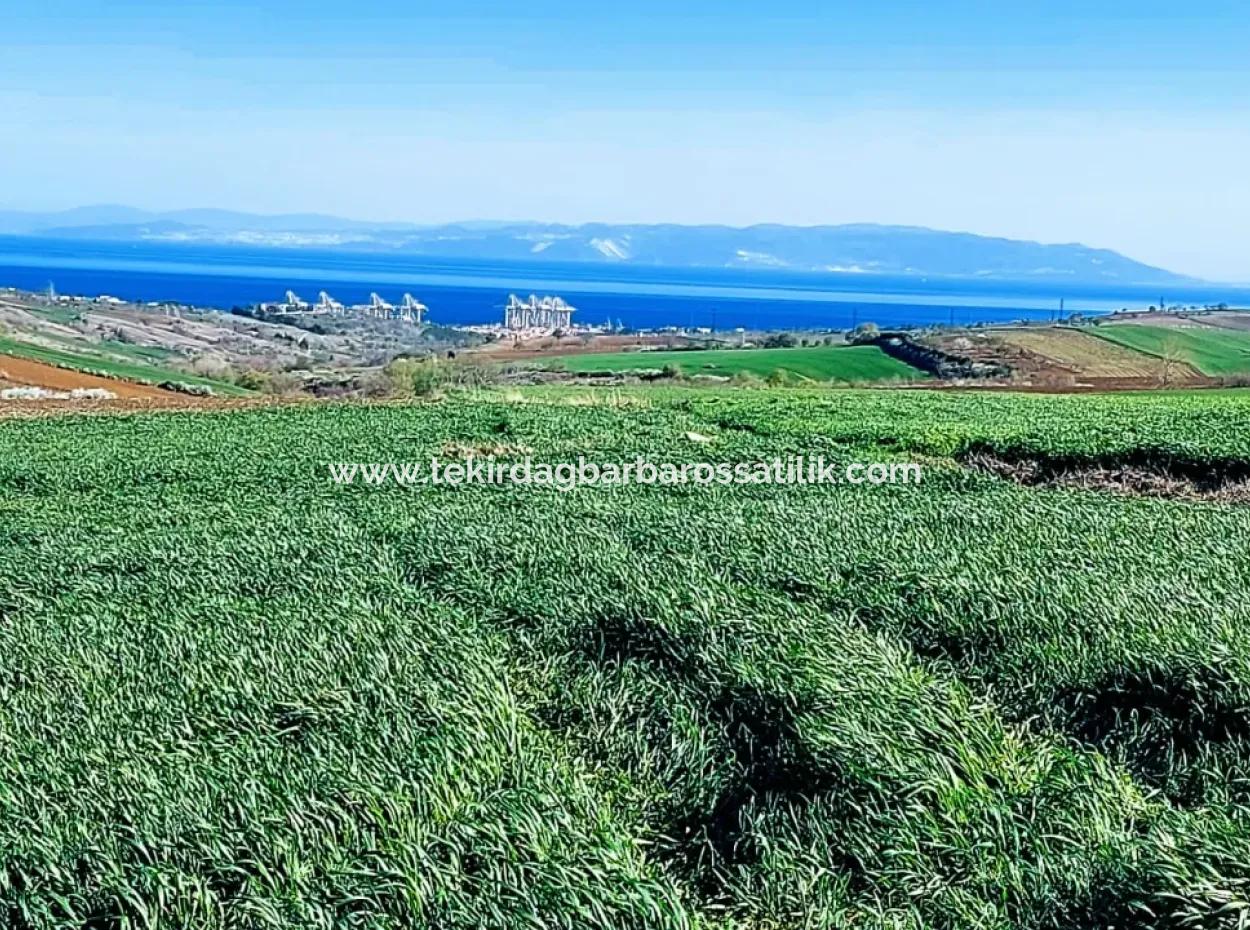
[503,293,574,330]
[400,293,426,323]
[316,291,344,313]
[260,289,425,323]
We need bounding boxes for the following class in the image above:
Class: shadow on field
[761,562,1250,812]
[1055,664,1250,804]
[574,612,868,901]
[961,444,1250,502]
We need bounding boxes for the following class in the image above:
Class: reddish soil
[0,395,286,420]
[0,354,171,398]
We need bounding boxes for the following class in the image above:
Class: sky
[3,1,1250,280]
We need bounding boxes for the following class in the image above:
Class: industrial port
[502,294,575,331]
[260,290,590,336]
[35,283,602,337]
[261,291,427,323]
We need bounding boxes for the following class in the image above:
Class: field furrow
[2,387,1249,928]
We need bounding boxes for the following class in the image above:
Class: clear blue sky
[3,1,1250,279]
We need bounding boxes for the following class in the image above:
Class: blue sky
[3,1,1250,279]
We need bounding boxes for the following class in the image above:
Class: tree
[762,332,798,349]
[847,322,881,345]
[1159,335,1184,388]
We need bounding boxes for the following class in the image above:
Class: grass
[0,335,249,395]
[1092,323,1250,378]
[21,304,85,327]
[94,338,178,363]
[38,330,180,365]
[552,344,926,382]
[1,387,1250,927]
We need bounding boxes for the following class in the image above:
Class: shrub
[158,381,214,397]
[766,369,791,387]
[762,332,798,348]
[233,369,272,392]
[731,371,764,387]
[385,357,501,396]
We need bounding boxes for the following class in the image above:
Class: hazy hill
[0,207,1194,284]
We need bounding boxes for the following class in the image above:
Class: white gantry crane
[400,293,426,324]
[316,291,345,314]
[265,290,424,323]
[357,292,425,322]
[503,293,574,331]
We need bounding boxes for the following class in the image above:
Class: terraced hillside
[2,388,1250,928]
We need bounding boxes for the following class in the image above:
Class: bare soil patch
[0,354,171,398]
[0,395,292,420]
[995,327,1205,383]
[1200,311,1250,332]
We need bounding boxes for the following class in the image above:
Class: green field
[1093,323,1250,377]
[553,343,925,381]
[0,335,249,395]
[21,304,86,327]
[3,388,1250,927]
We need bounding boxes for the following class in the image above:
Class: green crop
[552,344,924,382]
[1,386,1249,928]
[1092,324,1250,378]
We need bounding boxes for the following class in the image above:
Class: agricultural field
[0,335,249,395]
[991,326,1197,381]
[1200,310,1250,333]
[0,353,174,400]
[1092,323,1250,379]
[2,387,1250,928]
[551,344,925,382]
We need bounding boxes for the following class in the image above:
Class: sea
[3,235,1249,332]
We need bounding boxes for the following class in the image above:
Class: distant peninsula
[0,206,1195,285]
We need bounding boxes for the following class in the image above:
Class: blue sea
[2,235,1248,332]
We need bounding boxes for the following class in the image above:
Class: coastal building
[503,294,575,331]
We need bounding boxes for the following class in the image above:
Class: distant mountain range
[0,205,1195,285]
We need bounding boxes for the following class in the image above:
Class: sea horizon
[3,234,1249,332]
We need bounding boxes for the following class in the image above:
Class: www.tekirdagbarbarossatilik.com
[328,456,923,492]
